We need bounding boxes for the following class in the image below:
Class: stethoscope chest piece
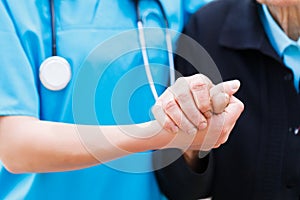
[39,56,71,91]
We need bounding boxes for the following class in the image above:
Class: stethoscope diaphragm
[45,0,174,97]
[39,56,71,91]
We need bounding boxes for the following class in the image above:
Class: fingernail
[188,128,197,135]
[198,121,207,130]
[231,80,240,91]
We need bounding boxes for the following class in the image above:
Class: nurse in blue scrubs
[0,0,243,199]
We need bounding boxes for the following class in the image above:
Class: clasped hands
[152,74,244,151]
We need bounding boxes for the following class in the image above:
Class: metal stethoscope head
[39,0,72,91]
[40,0,174,98]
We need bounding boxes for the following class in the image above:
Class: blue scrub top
[0,0,210,199]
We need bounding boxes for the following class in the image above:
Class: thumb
[210,80,241,114]
[210,80,241,97]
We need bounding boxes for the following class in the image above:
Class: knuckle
[199,102,211,111]
[164,120,174,131]
[175,77,188,86]
[195,74,211,84]
[204,110,213,118]
[191,81,207,91]
[176,92,190,103]
[239,101,245,112]
[165,100,177,112]
[193,73,204,80]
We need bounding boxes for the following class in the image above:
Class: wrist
[183,150,210,173]
[112,121,172,153]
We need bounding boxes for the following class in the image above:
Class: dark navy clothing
[155,0,300,199]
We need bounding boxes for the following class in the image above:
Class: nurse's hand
[152,74,244,150]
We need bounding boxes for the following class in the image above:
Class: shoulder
[184,0,236,38]
[0,1,48,32]
[194,0,235,18]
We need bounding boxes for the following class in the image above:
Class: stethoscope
[39,0,175,101]
[134,0,175,100]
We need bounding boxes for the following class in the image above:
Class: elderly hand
[152,74,244,151]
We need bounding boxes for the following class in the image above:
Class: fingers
[152,90,179,133]
[189,74,213,118]
[152,73,243,144]
[199,114,225,151]
[224,96,244,122]
[170,76,208,130]
[211,93,230,114]
[189,96,244,151]
[152,87,198,135]
[152,103,179,134]
[213,122,235,148]
[210,80,240,97]
[223,96,244,132]
[212,96,244,148]
[210,80,241,114]
[153,74,213,135]
[164,97,198,135]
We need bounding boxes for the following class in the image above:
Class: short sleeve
[0,2,39,117]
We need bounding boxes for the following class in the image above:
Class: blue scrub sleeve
[0,3,39,118]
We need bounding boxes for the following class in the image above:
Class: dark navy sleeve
[153,149,214,200]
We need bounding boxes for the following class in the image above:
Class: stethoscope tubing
[50,0,57,56]
[48,0,175,98]
[135,0,175,100]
